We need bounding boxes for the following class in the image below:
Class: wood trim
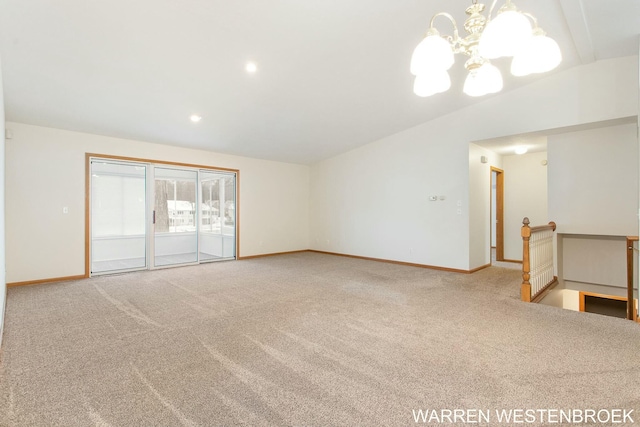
[469,263,492,273]
[308,250,489,274]
[501,259,523,264]
[236,171,240,258]
[238,250,309,260]
[9,251,492,288]
[530,221,557,233]
[86,153,241,273]
[85,154,91,278]
[521,218,531,302]
[8,275,87,288]
[85,153,240,173]
[2,283,7,345]
[520,283,531,303]
[579,291,628,313]
[626,236,638,320]
[520,219,557,302]
[490,167,504,261]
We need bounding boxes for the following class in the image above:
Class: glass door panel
[199,171,236,262]
[154,168,198,267]
[91,161,147,274]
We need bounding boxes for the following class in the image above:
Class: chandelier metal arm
[429,12,461,44]
[486,0,499,22]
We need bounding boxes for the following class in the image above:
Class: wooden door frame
[491,167,505,261]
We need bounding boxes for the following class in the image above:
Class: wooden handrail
[627,236,638,320]
[521,217,558,303]
[530,222,557,233]
[521,218,532,302]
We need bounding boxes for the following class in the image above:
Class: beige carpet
[1,252,640,426]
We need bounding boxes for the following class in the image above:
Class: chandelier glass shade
[463,62,502,97]
[410,0,562,97]
[414,69,452,97]
[410,30,455,75]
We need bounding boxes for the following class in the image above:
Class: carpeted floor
[1,252,640,426]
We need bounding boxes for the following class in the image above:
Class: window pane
[91,161,146,273]
[154,168,198,266]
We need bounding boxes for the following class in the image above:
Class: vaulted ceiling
[0,0,638,164]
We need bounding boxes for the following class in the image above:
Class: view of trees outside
[154,179,196,232]
[201,177,235,234]
[154,177,235,234]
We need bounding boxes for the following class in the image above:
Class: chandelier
[410,0,562,97]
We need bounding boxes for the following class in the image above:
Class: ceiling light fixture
[245,62,258,73]
[410,0,561,97]
[190,114,202,123]
[514,146,528,154]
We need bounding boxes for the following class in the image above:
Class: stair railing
[521,217,558,302]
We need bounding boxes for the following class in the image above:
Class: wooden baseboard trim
[469,263,492,273]
[8,250,490,288]
[7,274,88,288]
[500,259,523,264]
[238,250,308,260]
[308,250,487,274]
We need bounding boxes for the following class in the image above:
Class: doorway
[491,167,504,263]
[88,156,238,276]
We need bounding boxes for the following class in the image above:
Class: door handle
[153,210,156,224]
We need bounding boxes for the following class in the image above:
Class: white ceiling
[0,0,638,164]
[475,134,549,157]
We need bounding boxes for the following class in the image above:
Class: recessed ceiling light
[515,146,528,155]
[190,114,202,123]
[245,62,257,73]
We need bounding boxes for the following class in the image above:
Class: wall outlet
[429,196,437,201]
[62,207,69,214]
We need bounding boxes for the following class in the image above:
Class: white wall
[548,123,638,236]
[0,57,6,344]
[561,235,627,288]
[310,120,473,270]
[503,151,548,261]
[4,123,310,283]
[469,144,503,268]
[310,56,638,271]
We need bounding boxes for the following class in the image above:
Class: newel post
[521,217,532,302]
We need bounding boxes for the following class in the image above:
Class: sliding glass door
[153,168,199,267]
[90,157,237,275]
[91,160,147,274]
[200,171,236,261]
